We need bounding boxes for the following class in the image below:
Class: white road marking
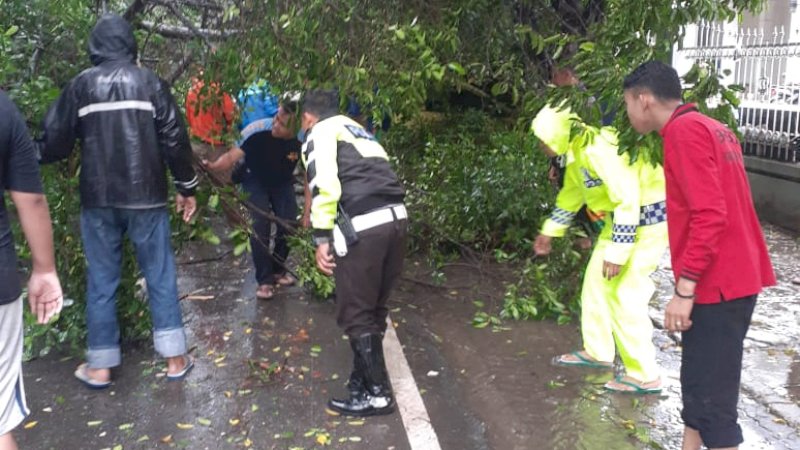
[384,315,442,450]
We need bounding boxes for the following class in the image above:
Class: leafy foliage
[286,232,336,300]
[500,238,589,324]
[387,110,552,253]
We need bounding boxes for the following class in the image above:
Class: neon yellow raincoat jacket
[531,104,668,382]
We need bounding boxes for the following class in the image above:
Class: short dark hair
[302,89,339,120]
[280,91,301,114]
[623,61,682,101]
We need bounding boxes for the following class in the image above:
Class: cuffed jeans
[80,207,186,369]
[243,179,297,285]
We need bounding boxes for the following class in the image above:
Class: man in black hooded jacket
[38,14,197,387]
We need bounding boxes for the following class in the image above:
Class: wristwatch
[313,235,332,247]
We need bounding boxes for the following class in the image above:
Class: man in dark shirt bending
[205,84,306,300]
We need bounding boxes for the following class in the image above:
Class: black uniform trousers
[334,218,408,338]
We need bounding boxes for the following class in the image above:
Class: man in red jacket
[622,61,776,450]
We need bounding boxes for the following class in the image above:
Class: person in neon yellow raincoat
[531,103,668,394]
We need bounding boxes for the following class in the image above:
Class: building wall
[745,156,800,232]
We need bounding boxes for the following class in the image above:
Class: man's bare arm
[10,191,62,323]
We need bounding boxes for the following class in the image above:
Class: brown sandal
[274,274,296,287]
[256,284,275,300]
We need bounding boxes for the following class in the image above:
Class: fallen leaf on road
[197,418,212,426]
[347,420,364,426]
[42,407,53,413]
[349,436,362,442]
[87,420,103,427]
[23,421,37,429]
[229,418,240,426]
[118,423,134,430]
[136,435,149,443]
[176,423,194,430]
[160,435,173,443]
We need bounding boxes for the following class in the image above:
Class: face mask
[297,128,307,143]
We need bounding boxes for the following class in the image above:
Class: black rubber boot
[330,340,366,404]
[327,334,395,417]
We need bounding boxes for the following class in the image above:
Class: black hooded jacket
[38,14,197,208]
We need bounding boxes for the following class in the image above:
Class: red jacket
[660,104,776,304]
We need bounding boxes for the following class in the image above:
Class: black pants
[334,218,407,338]
[243,179,297,285]
[681,294,757,448]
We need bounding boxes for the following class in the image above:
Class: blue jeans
[243,179,297,285]
[80,207,186,369]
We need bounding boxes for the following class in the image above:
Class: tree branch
[166,50,195,84]
[158,0,214,48]
[139,21,239,39]
[123,0,150,21]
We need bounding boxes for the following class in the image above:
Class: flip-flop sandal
[74,363,112,390]
[553,351,613,369]
[256,285,275,300]
[603,376,662,395]
[167,355,194,382]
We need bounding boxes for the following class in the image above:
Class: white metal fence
[675,21,800,163]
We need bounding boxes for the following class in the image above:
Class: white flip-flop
[166,355,194,381]
[74,363,112,390]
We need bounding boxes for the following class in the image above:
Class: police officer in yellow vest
[531,100,669,394]
[298,90,407,416]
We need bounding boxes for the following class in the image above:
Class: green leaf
[490,82,507,97]
[447,62,466,75]
[233,241,249,256]
[5,26,19,37]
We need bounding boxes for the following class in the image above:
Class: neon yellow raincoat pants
[532,104,668,382]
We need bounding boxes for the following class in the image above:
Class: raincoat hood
[89,14,137,66]
[237,79,280,130]
[530,102,583,156]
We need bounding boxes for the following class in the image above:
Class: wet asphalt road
[16,224,800,449]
